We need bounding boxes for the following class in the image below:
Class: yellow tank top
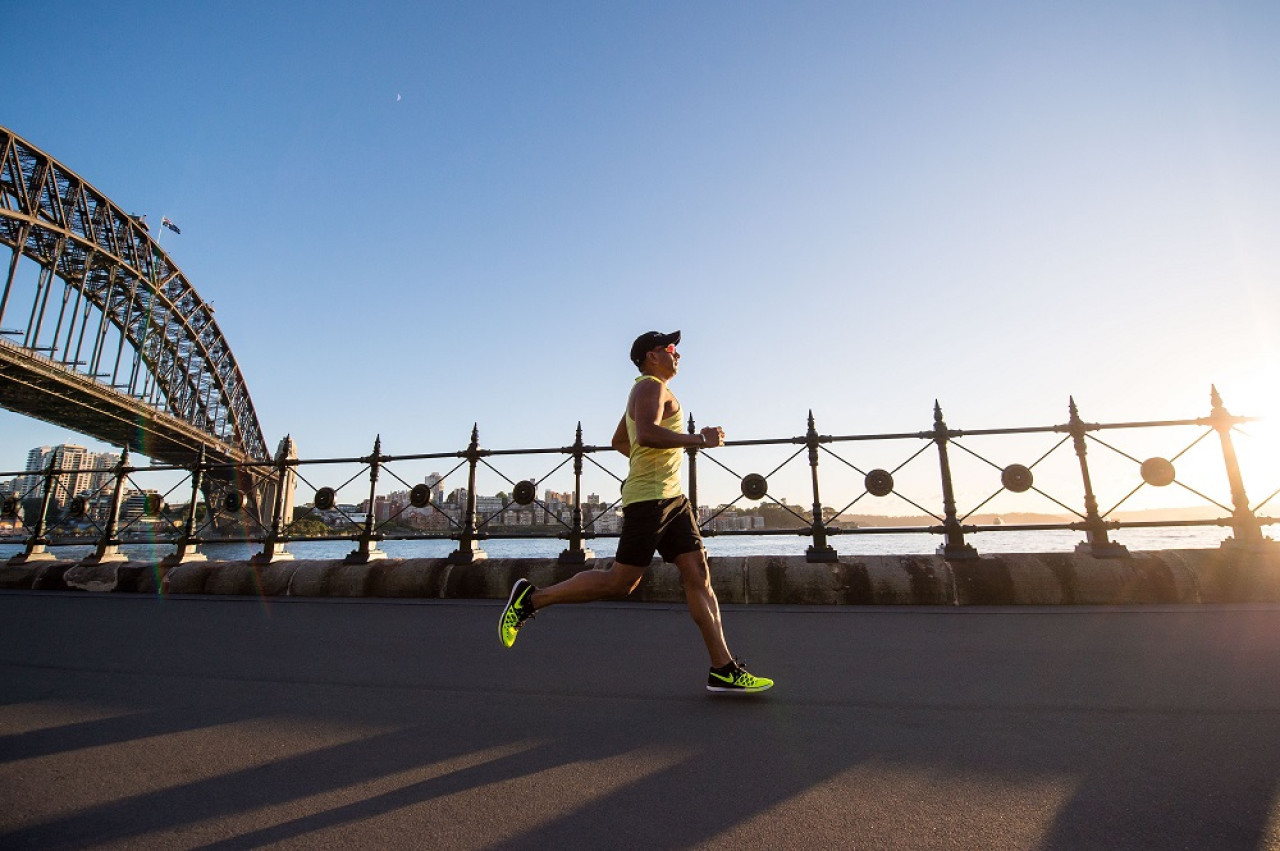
[621,375,684,506]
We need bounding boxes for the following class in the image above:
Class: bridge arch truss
[0,126,268,462]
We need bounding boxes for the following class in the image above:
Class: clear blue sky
[4,1,1279,510]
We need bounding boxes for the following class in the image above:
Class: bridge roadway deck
[2,593,1279,849]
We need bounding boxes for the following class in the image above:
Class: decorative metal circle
[315,487,337,510]
[69,496,88,517]
[409,484,432,508]
[512,480,537,506]
[144,494,164,516]
[1,496,18,517]
[1001,464,1034,493]
[223,491,244,513]
[1141,457,1176,487]
[741,473,768,501]
[865,469,894,497]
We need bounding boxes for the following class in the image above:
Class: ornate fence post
[346,435,389,564]
[163,446,209,567]
[449,425,488,564]
[81,447,130,565]
[933,402,977,559]
[253,444,297,565]
[1210,386,1269,549]
[559,423,594,565]
[686,414,699,519]
[9,454,59,564]
[805,411,838,563]
[1067,397,1128,558]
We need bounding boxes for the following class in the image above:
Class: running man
[498,330,773,694]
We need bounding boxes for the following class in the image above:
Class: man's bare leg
[674,549,733,668]
[529,561,646,610]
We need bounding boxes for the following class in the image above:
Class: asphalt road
[2,592,1279,849]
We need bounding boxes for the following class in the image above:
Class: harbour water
[0,524,1248,563]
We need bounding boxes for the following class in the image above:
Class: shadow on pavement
[1,595,1278,848]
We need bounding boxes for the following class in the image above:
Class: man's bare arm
[611,416,630,457]
[631,379,724,449]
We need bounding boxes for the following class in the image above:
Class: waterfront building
[543,489,572,507]
[16,444,121,505]
[413,506,455,531]
[374,495,396,523]
[424,473,445,504]
[119,489,162,523]
[86,452,120,495]
[14,446,51,499]
[584,508,622,534]
[475,495,505,517]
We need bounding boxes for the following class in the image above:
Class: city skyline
[2,436,1252,549]
[5,412,1274,529]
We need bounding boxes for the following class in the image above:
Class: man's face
[648,343,679,375]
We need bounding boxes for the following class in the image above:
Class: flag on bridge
[161,217,181,234]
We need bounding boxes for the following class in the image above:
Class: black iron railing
[3,388,1277,566]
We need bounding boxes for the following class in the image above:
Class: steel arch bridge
[0,126,269,466]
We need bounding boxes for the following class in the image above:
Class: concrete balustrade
[3,548,1279,605]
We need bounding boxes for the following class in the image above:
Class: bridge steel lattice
[0,126,269,467]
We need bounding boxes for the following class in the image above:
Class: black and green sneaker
[499,578,536,648]
[706,659,773,694]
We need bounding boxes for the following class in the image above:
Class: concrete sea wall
[4,548,1280,604]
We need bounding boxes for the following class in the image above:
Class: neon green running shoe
[707,659,773,694]
[499,578,536,648]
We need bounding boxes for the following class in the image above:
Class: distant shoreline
[837,506,1231,527]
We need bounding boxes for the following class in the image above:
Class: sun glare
[1214,366,1280,508]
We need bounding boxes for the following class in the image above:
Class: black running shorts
[615,495,704,566]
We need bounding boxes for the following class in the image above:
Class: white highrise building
[425,473,445,503]
[17,444,122,505]
[52,445,92,501]
[15,446,53,500]
[87,452,120,495]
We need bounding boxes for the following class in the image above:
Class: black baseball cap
[629,330,681,367]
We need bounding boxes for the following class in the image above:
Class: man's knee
[607,563,645,595]
[676,551,712,588]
